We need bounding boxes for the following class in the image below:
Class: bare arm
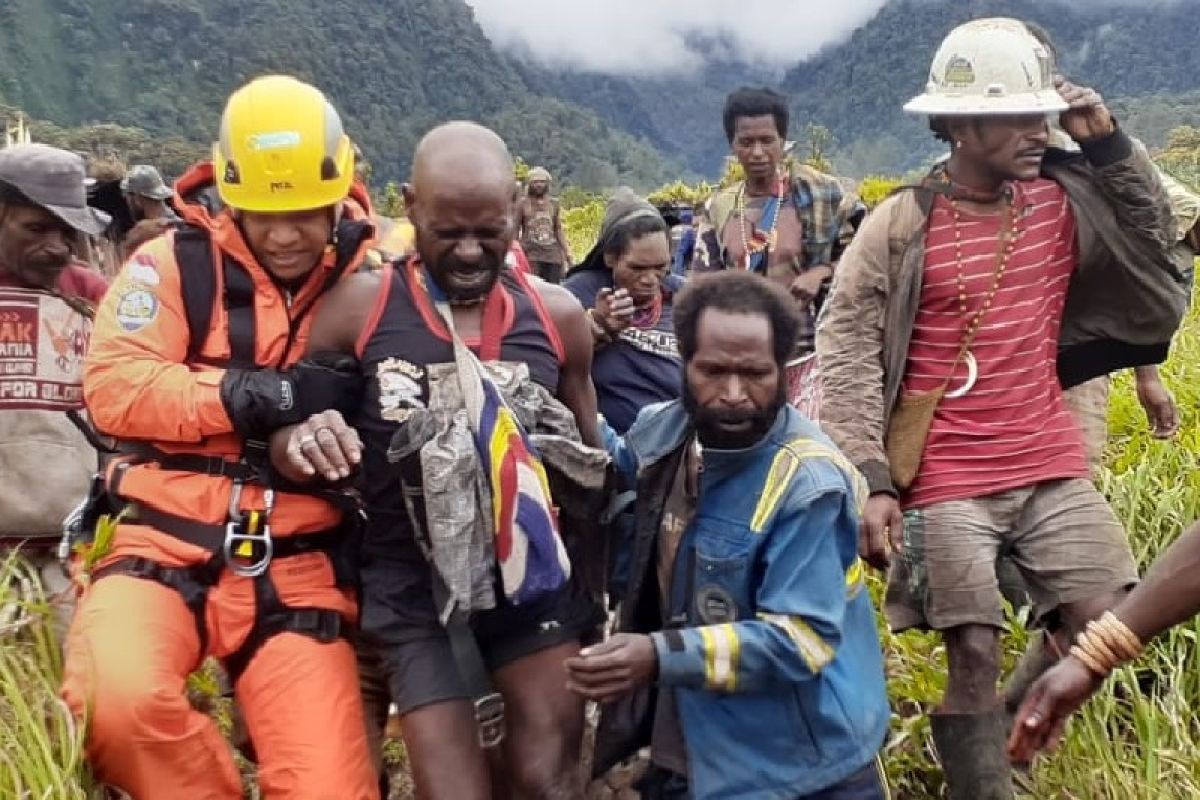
[1008,519,1200,763]
[555,202,572,264]
[268,270,382,481]
[1114,521,1200,642]
[534,278,600,447]
[515,200,527,242]
[306,270,382,356]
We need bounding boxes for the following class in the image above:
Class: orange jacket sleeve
[84,233,234,442]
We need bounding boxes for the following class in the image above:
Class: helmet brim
[904,91,1069,117]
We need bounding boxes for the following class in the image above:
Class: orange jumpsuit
[61,163,379,800]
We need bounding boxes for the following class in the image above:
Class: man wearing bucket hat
[61,76,379,799]
[121,164,177,224]
[0,143,109,622]
[816,18,1185,798]
[518,166,571,283]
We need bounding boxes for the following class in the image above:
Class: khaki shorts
[885,478,1137,632]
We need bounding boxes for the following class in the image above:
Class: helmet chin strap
[329,202,343,246]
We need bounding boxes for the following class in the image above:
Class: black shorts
[359,541,603,715]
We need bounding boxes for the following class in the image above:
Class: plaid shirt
[691,164,848,356]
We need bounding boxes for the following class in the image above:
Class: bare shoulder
[528,275,585,322]
[310,267,387,354]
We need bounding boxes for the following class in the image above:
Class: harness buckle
[225,485,275,578]
[290,608,342,643]
[473,692,506,749]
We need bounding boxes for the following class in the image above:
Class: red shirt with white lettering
[0,262,107,411]
[901,179,1090,509]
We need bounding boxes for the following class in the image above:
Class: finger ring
[314,426,335,438]
[297,434,316,447]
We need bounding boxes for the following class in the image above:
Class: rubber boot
[930,708,1015,800]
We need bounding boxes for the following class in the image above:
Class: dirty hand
[789,266,831,304]
[593,287,635,335]
[565,633,658,703]
[281,410,362,483]
[1056,76,1114,142]
[860,493,904,570]
[1135,372,1179,439]
[1007,656,1102,765]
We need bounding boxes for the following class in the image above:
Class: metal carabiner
[224,485,275,578]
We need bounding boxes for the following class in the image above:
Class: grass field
[4,248,1199,798]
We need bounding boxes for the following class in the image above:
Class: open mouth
[450,267,490,286]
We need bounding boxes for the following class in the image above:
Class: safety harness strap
[116,441,262,483]
[92,555,222,654]
[175,228,259,369]
[223,256,258,369]
[127,502,343,555]
[223,571,347,685]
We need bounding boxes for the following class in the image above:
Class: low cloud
[465,0,890,75]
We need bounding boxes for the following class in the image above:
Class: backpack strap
[222,257,257,368]
[173,228,220,364]
[172,218,371,369]
[173,227,257,369]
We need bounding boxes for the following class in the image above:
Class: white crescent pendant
[945,351,978,400]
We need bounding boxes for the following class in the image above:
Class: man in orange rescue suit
[61,75,380,800]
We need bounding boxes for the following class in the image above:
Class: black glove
[220,351,364,438]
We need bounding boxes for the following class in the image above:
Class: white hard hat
[904,18,1069,117]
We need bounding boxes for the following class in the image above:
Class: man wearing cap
[119,164,182,260]
[518,166,570,283]
[122,164,177,224]
[0,143,109,618]
[816,18,1184,799]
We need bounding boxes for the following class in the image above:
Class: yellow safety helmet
[214,75,355,212]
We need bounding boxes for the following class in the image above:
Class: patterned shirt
[691,166,845,356]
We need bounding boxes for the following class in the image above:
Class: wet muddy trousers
[61,575,379,800]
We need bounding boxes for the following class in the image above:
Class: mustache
[691,407,768,426]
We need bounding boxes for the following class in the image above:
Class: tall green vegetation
[0,553,99,798]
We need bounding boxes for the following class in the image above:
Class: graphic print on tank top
[356,260,564,552]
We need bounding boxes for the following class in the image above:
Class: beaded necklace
[943,185,1019,399]
[735,170,787,271]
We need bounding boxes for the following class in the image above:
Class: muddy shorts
[885,478,1138,632]
[359,541,603,716]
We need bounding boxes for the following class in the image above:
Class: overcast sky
[465,0,891,75]
[464,0,1181,76]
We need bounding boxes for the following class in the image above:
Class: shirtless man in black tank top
[270,123,600,800]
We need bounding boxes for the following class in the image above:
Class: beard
[426,253,503,304]
[682,379,785,450]
[16,253,70,289]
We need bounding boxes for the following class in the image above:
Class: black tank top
[356,259,563,551]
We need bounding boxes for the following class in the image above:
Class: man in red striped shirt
[817,18,1186,800]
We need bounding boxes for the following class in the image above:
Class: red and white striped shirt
[902,178,1090,509]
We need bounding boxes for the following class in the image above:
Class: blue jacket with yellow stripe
[603,401,889,800]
